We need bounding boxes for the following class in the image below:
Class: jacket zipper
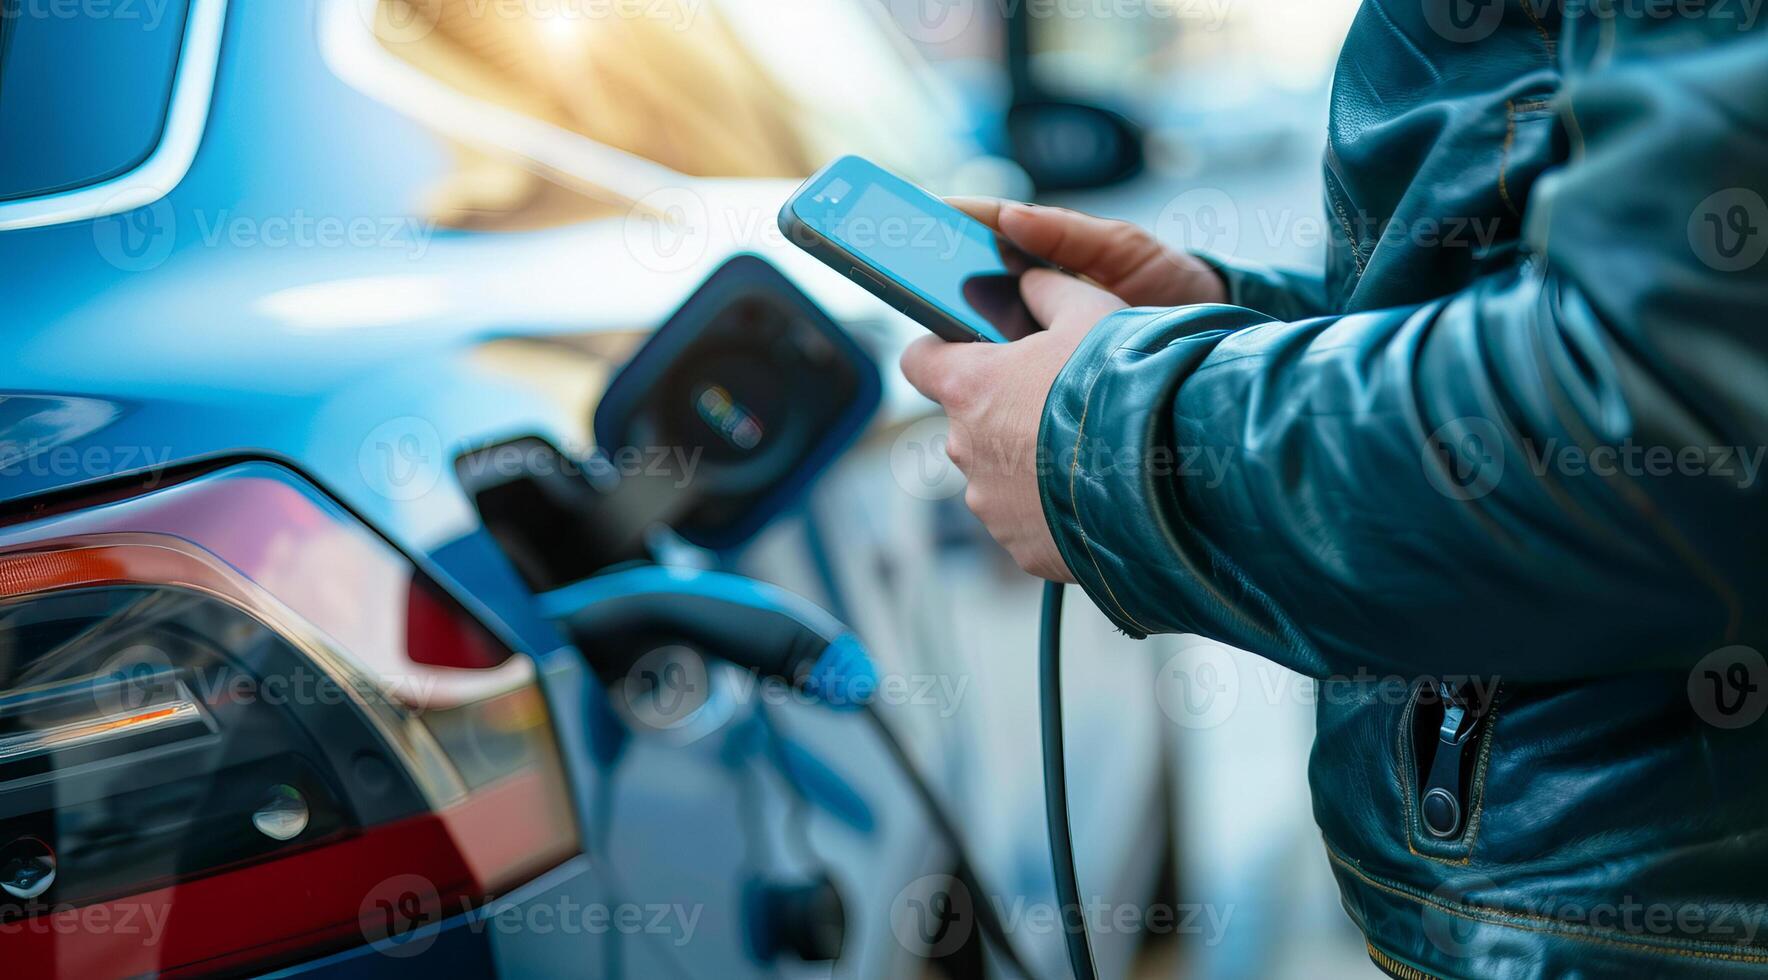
[1366,941,1444,980]
[1419,680,1492,840]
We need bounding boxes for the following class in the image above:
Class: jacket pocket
[1397,678,1501,862]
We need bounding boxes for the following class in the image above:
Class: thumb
[1020,268,1128,334]
[899,333,986,406]
[945,196,1006,232]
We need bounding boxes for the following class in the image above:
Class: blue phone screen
[796,164,1041,342]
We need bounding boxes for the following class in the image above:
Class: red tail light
[0,463,578,977]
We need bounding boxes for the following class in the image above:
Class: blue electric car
[0,1,1175,976]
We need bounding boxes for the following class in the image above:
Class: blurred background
[2,0,1381,975]
[371,0,1374,975]
[345,0,1368,975]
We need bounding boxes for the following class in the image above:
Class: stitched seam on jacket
[1324,844,1768,963]
[1516,0,1557,60]
[1068,350,1156,635]
[1070,338,1291,646]
[1498,100,1522,219]
[1328,171,1369,278]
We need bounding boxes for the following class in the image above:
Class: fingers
[1020,268,1129,334]
[948,198,1216,307]
[996,204,1171,291]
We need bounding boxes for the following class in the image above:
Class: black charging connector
[1040,582,1098,980]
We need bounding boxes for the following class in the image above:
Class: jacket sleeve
[1038,25,1768,683]
[1194,251,1329,322]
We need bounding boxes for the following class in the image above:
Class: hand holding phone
[779,156,1048,343]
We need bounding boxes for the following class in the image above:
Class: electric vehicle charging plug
[541,564,1035,977]
[539,565,876,707]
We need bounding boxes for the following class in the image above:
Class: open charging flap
[590,253,882,553]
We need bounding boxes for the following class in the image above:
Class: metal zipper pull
[1420,680,1488,839]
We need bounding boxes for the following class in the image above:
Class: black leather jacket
[1038,3,1768,976]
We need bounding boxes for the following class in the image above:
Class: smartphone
[779,155,1045,343]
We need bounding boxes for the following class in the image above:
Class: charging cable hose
[1041,582,1098,980]
[547,566,1037,977]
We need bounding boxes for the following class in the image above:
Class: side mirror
[1007,100,1146,193]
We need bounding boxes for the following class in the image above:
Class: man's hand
[900,269,1128,582]
[898,200,1224,580]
